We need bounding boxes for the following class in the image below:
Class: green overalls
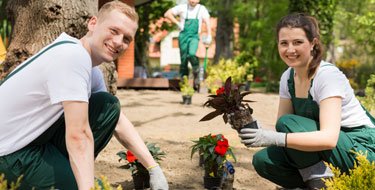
[0,41,120,189]
[252,68,375,188]
[178,5,201,78]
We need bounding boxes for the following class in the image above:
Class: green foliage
[93,176,122,190]
[117,142,166,176]
[0,174,22,190]
[358,74,375,114]
[190,134,236,177]
[334,1,375,88]
[206,58,251,93]
[289,0,338,48]
[134,0,174,68]
[0,0,11,46]
[179,76,194,96]
[324,151,375,190]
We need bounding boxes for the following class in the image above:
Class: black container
[203,176,222,189]
[132,172,150,190]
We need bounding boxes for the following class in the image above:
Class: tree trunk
[213,0,234,64]
[1,0,97,78]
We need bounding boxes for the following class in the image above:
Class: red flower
[216,87,225,95]
[126,150,137,163]
[214,137,229,156]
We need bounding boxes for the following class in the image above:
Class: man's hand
[202,35,212,45]
[177,23,183,31]
[238,128,286,147]
[148,165,168,190]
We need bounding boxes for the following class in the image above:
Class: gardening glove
[177,23,183,31]
[202,35,212,45]
[238,128,286,147]
[148,165,169,190]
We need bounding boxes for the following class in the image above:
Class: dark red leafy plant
[200,77,255,131]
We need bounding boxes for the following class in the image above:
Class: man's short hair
[98,0,139,23]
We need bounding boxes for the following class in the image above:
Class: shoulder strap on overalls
[287,68,295,98]
[0,40,76,86]
[195,5,201,19]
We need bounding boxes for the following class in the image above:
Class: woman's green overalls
[178,5,200,77]
[252,68,375,188]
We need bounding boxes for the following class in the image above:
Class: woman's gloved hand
[148,165,169,190]
[239,128,286,147]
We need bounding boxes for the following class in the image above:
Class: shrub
[358,74,375,114]
[324,151,375,189]
[0,174,22,190]
[206,59,251,94]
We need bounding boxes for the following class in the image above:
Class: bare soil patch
[95,89,280,190]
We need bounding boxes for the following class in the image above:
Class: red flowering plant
[117,142,166,176]
[200,76,256,132]
[191,134,236,177]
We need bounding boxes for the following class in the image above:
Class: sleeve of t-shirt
[91,66,107,93]
[312,66,347,102]
[279,68,291,99]
[171,4,184,16]
[201,5,210,19]
[46,43,91,104]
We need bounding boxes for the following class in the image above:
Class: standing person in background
[235,13,375,189]
[0,1,168,189]
[164,0,211,90]
[0,37,6,64]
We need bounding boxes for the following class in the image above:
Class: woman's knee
[276,114,296,132]
[252,150,268,177]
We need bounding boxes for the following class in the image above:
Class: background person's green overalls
[252,68,375,188]
[178,5,200,79]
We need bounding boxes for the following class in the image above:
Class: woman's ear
[311,38,318,50]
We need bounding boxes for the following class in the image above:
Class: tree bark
[213,0,234,64]
[1,0,97,78]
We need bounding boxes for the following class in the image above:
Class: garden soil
[95,89,280,190]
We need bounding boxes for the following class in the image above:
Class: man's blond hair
[98,1,139,23]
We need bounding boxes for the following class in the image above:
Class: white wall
[160,31,181,67]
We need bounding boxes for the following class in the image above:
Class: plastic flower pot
[203,176,223,189]
[132,172,150,190]
[229,108,258,133]
[182,95,192,105]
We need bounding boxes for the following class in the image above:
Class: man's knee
[89,92,121,121]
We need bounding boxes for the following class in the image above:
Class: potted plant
[200,76,257,132]
[191,134,236,189]
[117,143,166,190]
[179,75,195,105]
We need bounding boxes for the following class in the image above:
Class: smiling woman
[235,13,375,190]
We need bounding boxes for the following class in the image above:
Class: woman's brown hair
[276,13,323,78]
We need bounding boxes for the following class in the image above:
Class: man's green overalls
[252,67,375,188]
[0,41,120,189]
[178,5,200,78]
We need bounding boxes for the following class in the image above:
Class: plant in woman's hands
[200,76,256,131]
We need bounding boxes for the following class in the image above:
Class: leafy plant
[200,76,253,124]
[191,134,236,177]
[358,74,375,114]
[117,142,166,176]
[179,75,194,96]
[93,175,122,190]
[324,151,375,189]
[205,59,251,94]
[0,174,22,190]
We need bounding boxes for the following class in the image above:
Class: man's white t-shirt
[279,61,374,128]
[0,33,92,156]
[171,4,210,32]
